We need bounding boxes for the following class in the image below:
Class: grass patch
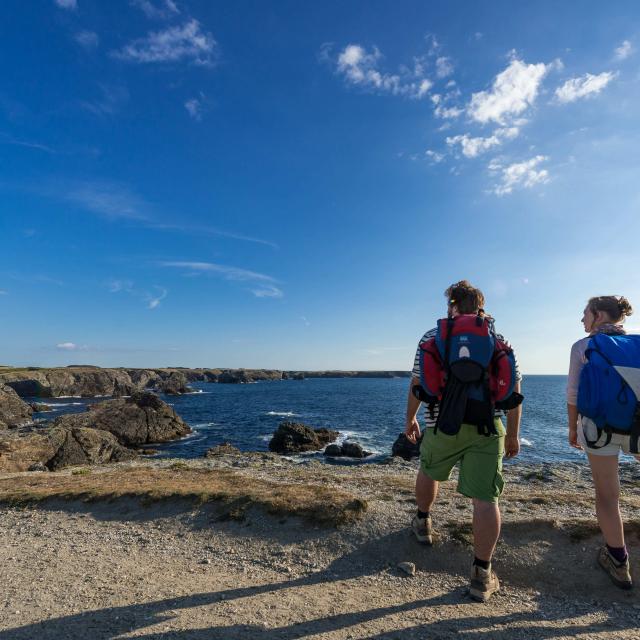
[446,521,474,546]
[71,468,90,476]
[0,468,367,526]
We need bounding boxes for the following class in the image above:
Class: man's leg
[416,469,438,512]
[412,470,439,545]
[472,498,501,561]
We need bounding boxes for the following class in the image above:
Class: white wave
[259,434,272,442]
[191,422,218,428]
[48,402,84,408]
[57,395,82,399]
[521,438,534,447]
[266,411,298,417]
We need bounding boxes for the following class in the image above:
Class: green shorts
[419,419,505,504]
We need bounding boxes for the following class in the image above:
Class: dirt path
[0,457,639,639]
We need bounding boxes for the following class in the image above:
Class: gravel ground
[0,455,639,639]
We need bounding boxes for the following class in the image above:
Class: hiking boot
[411,514,433,545]
[469,564,500,602]
[597,547,633,590]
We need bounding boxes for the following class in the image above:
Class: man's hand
[505,434,520,458]
[568,423,582,450]
[405,417,421,444]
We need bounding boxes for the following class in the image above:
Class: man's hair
[444,280,485,314]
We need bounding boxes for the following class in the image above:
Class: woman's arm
[567,403,581,449]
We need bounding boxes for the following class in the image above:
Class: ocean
[31,375,610,465]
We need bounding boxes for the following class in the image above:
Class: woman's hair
[444,280,485,315]
[587,296,634,323]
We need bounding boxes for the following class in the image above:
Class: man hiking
[405,280,523,602]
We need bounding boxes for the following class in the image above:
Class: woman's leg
[588,453,625,547]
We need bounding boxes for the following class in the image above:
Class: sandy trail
[0,457,639,639]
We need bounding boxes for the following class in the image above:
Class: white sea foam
[266,411,298,417]
[191,422,218,428]
[521,438,533,447]
[57,396,82,399]
[48,402,84,408]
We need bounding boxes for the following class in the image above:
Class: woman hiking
[567,295,639,590]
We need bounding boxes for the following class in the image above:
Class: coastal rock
[46,426,136,470]
[0,424,136,472]
[29,402,51,413]
[156,372,191,395]
[323,441,373,458]
[53,392,191,446]
[0,384,33,428]
[391,432,423,461]
[269,422,339,454]
[205,443,241,457]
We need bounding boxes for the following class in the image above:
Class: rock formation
[269,422,339,454]
[0,384,33,428]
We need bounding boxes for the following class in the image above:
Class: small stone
[397,561,416,576]
[200,558,211,565]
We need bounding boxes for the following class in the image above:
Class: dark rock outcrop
[53,392,191,446]
[30,402,51,413]
[0,384,33,428]
[205,442,241,457]
[391,432,424,460]
[269,422,339,454]
[324,441,373,458]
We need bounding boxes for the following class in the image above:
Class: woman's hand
[405,417,421,444]
[568,423,582,450]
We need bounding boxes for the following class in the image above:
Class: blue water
[31,375,586,464]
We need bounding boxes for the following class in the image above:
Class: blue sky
[1,0,639,372]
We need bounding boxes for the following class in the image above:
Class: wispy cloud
[332,44,433,99]
[554,71,616,104]
[130,0,180,20]
[107,279,168,310]
[488,155,550,196]
[184,96,203,120]
[147,222,278,249]
[63,181,150,221]
[54,0,77,10]
[113,19,217,66]
[0,133,55,154]
[75,31,99,49]
[145,286,168,309]
[160,261,283,298]
[468,57,559,125]
[435,56,454,79]
[79,84,129,117]
[425,149,444,164]
[614,40,633,61]
[446,126,519,158]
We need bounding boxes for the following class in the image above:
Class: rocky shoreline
[0,366,411,399]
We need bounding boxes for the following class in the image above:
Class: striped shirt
[412,327,522,427]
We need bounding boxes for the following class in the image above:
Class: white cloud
[56,342,87,351]
[446,126,519,158]
[113,19,217,66]
[106,279,134,293]
[434,104,464,119]
[54,0,77,9]
[425,149,444,163]
[160,261,283,297]
[436,56,454,78]
[335,44,433,99]
[468,58,552,125]
[614,40,633,60]
[184,97,203,120]
[489,155,550,196]
[131,0,179,19]
[146,287,167,309]
[75,31,99,49]
[555,71,616,104]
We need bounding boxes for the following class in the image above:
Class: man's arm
[504,381,522,458]
[405,376,422,444]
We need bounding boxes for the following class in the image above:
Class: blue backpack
[577,333,640,452]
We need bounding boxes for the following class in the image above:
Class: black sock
[417,509,430,519]
[473,557,490,570]
[607,544,628,564]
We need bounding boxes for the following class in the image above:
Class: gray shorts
[578,416,636,457]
